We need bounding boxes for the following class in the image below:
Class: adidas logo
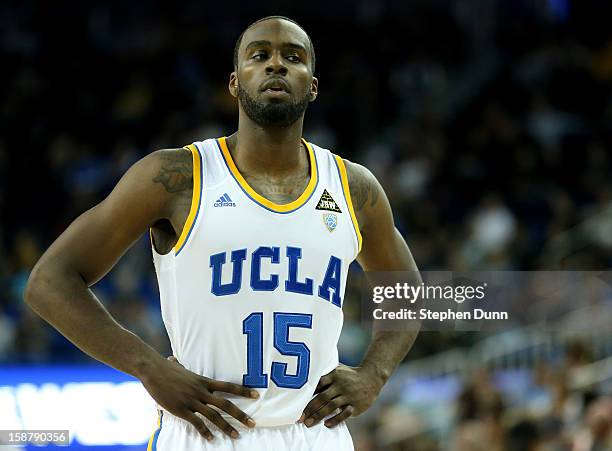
[214,193,236,207]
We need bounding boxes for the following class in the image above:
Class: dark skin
[224,18,318,201]
[24,17,419,440]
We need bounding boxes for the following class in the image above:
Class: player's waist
[156,405,303,429]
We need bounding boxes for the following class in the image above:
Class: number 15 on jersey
[243,312,312,389]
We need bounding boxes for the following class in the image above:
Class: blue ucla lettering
[250,246,280,291]
[209,246,342,308]
[285,247,314,295]
[210,249,247,296]
[317,256,342,307]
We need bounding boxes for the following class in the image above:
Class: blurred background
[1,0,612,449]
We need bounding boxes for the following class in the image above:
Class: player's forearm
[24,263,164,379]
[358,274,421,388]
[357,229,421,388]
[358,330,418,387]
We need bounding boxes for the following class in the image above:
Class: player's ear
[309,77,318,102]
[229,72,238,98]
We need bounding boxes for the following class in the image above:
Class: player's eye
[252,52,268,60]
[286,54,301,63]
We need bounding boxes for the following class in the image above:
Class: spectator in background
[506,420,541,451]
[0,306,16,361]
[453,370,505,451]
[461,193,517,269]
[572,397,612,451]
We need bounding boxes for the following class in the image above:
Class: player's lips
[260,78,291,93]
[262,88,290,98]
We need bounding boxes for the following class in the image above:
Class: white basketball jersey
[150,136,362,427]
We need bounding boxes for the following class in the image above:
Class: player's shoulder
[328,156,385,236]
[142,147,194,197]
[112,147,193,216]
[340,158,375,186]
[305,141,383,216]
[310,141,376,187]
[146,147,193,169]
[340,158,381,209]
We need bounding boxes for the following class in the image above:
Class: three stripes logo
[214,193,236,207]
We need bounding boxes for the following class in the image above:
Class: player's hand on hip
[300,364,383,428]
[139,355,259,441]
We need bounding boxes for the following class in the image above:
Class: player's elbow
[24,263,45,308]
[24,260,58,311]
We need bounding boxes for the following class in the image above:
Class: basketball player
[25,16,419,450]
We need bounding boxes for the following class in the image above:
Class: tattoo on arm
[153,151,193,197]
[349,166,379,213]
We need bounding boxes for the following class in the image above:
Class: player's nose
[265,52,288,75]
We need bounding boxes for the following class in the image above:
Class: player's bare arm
[301,160,420,428]
[24,149,257,440]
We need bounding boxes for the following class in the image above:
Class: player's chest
[240,172,310,206]
[195,182,352,257]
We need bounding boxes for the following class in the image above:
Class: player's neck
[229,117,307,177]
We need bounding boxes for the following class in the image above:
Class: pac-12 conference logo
[214,193,236,207]
[323,213,337,232]
[316,190,340,232]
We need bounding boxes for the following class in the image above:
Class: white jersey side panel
[151,137,360,427]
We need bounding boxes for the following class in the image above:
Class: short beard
[238,83,310,128]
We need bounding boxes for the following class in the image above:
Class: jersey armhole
[172,144,203,255]
[333,155,363,256]
[149,228,160,254]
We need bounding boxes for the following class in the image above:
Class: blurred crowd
[354,340,612,450]
[1,0,611,449]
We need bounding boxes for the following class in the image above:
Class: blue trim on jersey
[152,411,163,450]
[333,157,360,254]
[214,139,319,214]
[175,146,204,256]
